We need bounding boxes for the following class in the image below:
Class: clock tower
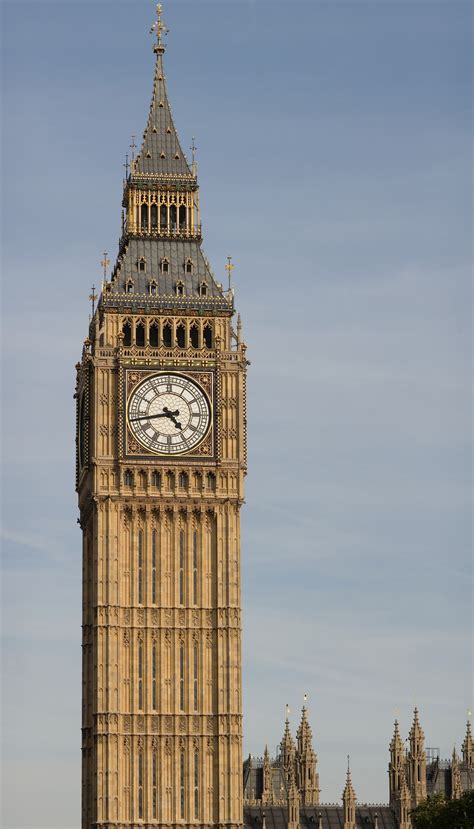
[76,7,247,828]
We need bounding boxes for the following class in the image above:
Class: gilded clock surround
[76,7,247,829]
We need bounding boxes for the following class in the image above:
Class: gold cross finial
[100,251,110,279]
[225,255,235,290]
[150,3,169,51]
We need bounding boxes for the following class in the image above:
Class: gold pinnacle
[150,3,169,49]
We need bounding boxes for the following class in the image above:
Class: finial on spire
[123,152,129,179]
[225,255,235,291]
[191,136,197,175]
[286,703,291,719]
[130,135,137,162]
[89,284,97,316]
[100,251,110,279]
[150,3,169,53]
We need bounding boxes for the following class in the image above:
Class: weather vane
[89,285,97,316]
[225,255,235,291]
[150,3,169,50]
[100,251,110,279]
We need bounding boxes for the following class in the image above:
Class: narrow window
[151,471,161,488]
[176,323,185,348]
[199,282,208,297]
[180,751,185,819]
[126,279,134,294]
[122,322,132,346]
[176,282,184,297]
[203,324,213,348]
[152,642,157,710]
[194,751,199,819]
[151,204,158,230]
[160,258,169,274]
[163,323,172,347]
[150,322,159,346]
[151,528,157,604]
[152,752,158,819]
[179,529,185,606]
[149,281,157,296]
[192,529,198,605]
[193,642,198,711]
[170,204,177,230]
[179,205,187,229]
[138,529,144,604]
[160,203,167,229]
[124,470,133,487]
[185,259,193,274]
[136,322,145,347]
[190,324,199,349]
[138,752,144,819]
[140,203,148,231]
[179,471,188,489]
[179,644,185,711]
[138,642,143,710]
[138,257,146,272]
[166,470,175,490]
[206,472,216,492]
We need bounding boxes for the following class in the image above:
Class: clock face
[127,373,211,455]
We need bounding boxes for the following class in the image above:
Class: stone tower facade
[76,7,247,828]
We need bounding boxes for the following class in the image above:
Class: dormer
[125,278,134,294]
[148,279,158,296]
[160,257,170,274]
[175,281,185,297]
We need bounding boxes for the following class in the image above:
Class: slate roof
[134,51,192,178]
[243,805,398,829]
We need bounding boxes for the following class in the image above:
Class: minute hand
[130,412,174,423]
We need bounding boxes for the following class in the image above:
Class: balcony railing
[123,224,202,240]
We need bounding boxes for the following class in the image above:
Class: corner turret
[342,760,356,829]
[295,704,320,805]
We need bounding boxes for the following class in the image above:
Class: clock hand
[130,412,172,422]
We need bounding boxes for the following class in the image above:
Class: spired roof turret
[103,3,231,314]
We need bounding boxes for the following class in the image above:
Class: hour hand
[163,406,180,417]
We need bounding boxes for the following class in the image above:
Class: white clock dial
[127,373,211,455]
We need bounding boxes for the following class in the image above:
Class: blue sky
[1,0,472,825]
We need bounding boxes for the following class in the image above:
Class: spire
[407,708,427,807]
[342,759,356,829]
[397,767,411,829]
[287,758,300,829]
[389,719,405,806]
[462,716,474,769]
[280,713,296,780]
[262,745,273,806]
[451,746,462,800]
[295,703,320,805]
[133,3,192,177]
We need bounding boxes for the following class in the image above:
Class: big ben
[76,6,247,828]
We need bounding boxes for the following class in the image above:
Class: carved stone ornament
[165,738,172,756]
[137,609,145,624]
[152,610,158,625]
[123,716,131,733]
[179,716,186,733]
[165,716,172,733]
[137,716,145,732]
[151,716,158,732]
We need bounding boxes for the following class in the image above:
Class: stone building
[242,707,474,828]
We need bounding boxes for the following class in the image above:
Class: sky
[1,0,472,826]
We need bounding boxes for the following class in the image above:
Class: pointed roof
[462,717,473,766]
[342,759,356,802]
[297,706,313,743]
[390,719,404,755]
[134,50,192,178]
[133,4,192,178]
[409,707,425,748]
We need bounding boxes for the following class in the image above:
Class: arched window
[179,529,185,605]
[199,281,208,297]
[152,752,158,820]
[138,642,143,709]
[124,470,133,487]
[180,751,185,819]
[193,471,202,492]
[160,203,167,229]
[137,529,144,605]
[163,323,172,347]
[193,642,199,711]
[179,204,186,229]
[179,471,188,488]
[160,258,169,274]
[122,322,132,347]
[125,279,134,294]
[152,642,157,710]
[150,322,159,346]
[150,203,158,230]
[136,322,145,347]
[148,280,157,296]
[138,257,146,273]
[179,644,185,711]
[175,281,184,297]
[192,529,198,605]
[190,324,199,349]
[140,203,148,231]
[151,470,161,487]
[176,323,185,348]
[138,751,144,819]
[170,204,177,230]
[166,470,175,490]
[194,751,199,819]
[151,528,157,605]
[185,259,193,274]
[206,472,216,492]
[203,324,213,348]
